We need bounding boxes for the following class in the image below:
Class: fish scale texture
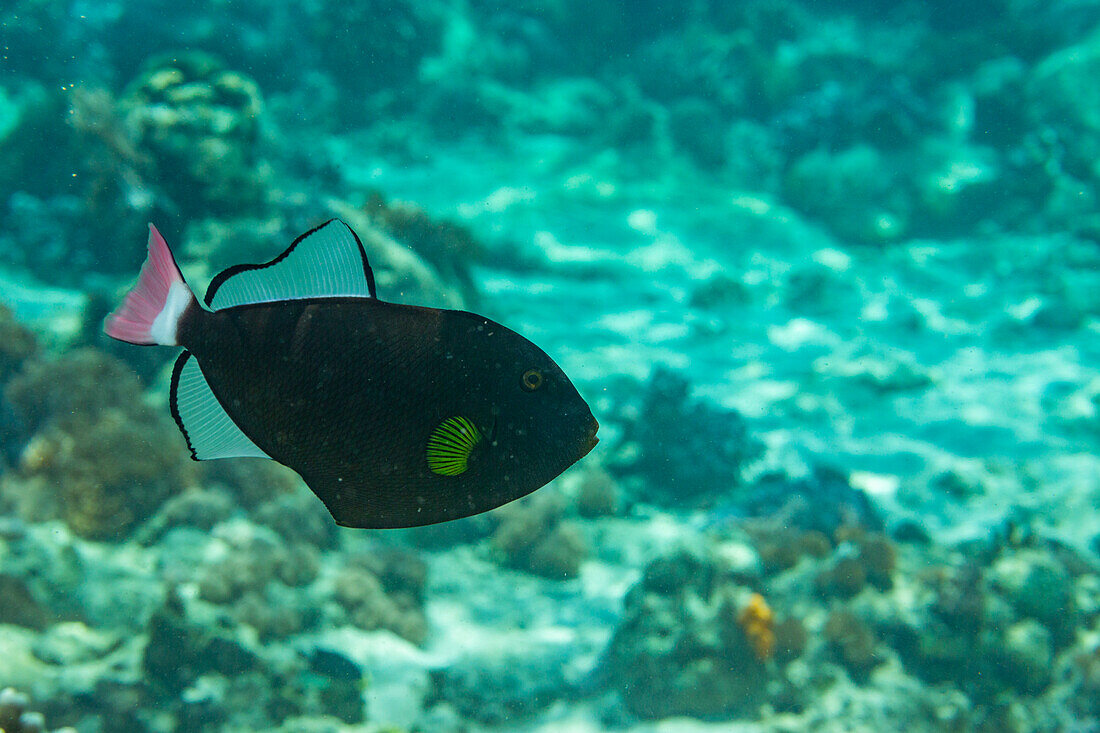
[182,296,590,528]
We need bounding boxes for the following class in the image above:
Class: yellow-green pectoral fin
[427,416,483,476]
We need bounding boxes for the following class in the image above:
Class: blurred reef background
[2,0,1100,731]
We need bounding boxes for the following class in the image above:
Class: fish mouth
[579,416,600,458]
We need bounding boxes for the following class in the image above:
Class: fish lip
[579,416,600,458]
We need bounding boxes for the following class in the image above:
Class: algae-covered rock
[31,621,120,666]
[0,518,83,624]
[196,525,283,605]
[989,550,1075,632]
[0,574,52,630]
[254,488,340,550]
[134,488,235,545]
[310,0,442,103]
[0,304,38,458]
[824,608,882,680]
[5,348,145,433]
[188,520,322,641]
[912,139,1002,234]
[997,619,1053,694]
[204,456,305,512]
[281,648,366,725]
[1069,643,1100,717]
[1027,31,1100,185]
[0,303,37,384]
[784,144,909,244]
[750,525,833,574]
[31,411,189,540]
[143,588,261,696]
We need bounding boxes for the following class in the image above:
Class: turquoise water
[2,1,1100,731]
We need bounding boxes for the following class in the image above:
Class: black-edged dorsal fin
[204,219,377,310]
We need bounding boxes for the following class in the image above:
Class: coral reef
[267,648,366,726]
[0,687,73,733]
[823,609,882,680]
[610,367,764,507]
[601,549,776,719]
[4,348,141,432]
[427,643,574,726]
[574,466,621,518]
[784,144,910,244]
[4,349,194,539]
[133,488,235,545]
[875,535,1097,703]
[203,457,307,514]
[735,466,884,535]
[364,190,485,302]
[751,525,834,575]
[814,527,897,598]
[188,521,323,641]
[332,548,429,644]
[3,1,1100,730]
[491,492,587,579]
[143,587,317,727]
[1026,32,1100,192]
[119,52,267,219]
[253,486,340,550]
[0,574,52,630]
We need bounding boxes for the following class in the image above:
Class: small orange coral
[739,592,775,662]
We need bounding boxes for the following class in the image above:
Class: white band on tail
[151,281,194,346]
[104,223,197,346]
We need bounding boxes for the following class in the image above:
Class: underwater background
[2,0,1100,731]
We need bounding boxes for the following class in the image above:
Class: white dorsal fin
[170,352,270,460]
[204,219,377,310]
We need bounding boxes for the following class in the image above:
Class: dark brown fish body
[106,220,599,529]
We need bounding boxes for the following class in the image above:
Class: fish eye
[521,368,544,391]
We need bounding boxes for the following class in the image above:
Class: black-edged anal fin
[169,351,271,460]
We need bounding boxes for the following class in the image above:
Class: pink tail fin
[104,224,196,346]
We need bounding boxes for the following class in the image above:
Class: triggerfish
[105,220,599,528]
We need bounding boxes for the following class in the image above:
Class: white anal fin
[170,352,270,460]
